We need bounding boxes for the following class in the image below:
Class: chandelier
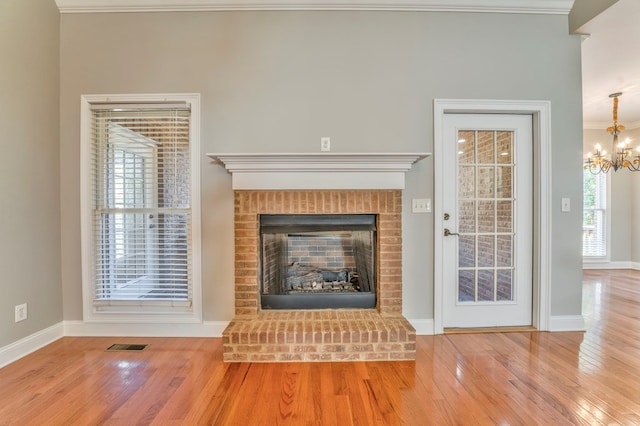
[584,92,640,174]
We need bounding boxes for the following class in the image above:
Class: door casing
[433,99,552,334]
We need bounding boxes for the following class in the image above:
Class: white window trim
[80,93,202,323]
[582,171,610,263]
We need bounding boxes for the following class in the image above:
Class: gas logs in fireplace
[260,214,376,309]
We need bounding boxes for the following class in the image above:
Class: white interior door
[442,114,532,328]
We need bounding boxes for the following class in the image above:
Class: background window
[583,170,607,258]
[82,95,201,319]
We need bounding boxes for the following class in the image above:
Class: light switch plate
[412,198,431,213]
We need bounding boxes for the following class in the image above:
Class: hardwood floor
[1,269,639,425]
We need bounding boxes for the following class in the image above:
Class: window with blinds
[583,170,607,258]
[82,95,201,318]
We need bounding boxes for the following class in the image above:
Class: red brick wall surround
[233,190,402,315]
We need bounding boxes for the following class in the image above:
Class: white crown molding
[207,152,430,190]
[55,0,574,14]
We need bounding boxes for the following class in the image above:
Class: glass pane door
[457,130,515,303]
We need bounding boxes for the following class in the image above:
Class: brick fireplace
[209,153,428,362]
[236,190,402,315]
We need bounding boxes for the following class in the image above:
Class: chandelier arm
[626,161,640,172]
[584,92,639,174]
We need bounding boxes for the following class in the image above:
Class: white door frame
[433,99,552,334]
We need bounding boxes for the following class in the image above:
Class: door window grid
[457,130,516,303]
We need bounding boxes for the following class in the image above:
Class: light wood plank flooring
[1,269,639,425]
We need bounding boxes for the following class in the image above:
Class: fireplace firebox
[260,214,376,309]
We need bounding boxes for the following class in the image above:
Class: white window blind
[583,170,607,258]
[89,104,194,309]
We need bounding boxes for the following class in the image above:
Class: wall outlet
[321,137,331,152]
[15,303,27,323]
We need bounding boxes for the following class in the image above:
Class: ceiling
[580,0,640,129]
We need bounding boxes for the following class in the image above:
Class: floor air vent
[106,343,149,351]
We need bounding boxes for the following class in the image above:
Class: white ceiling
[580,0,640,129]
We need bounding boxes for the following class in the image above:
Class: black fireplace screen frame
[259,214,377,310]
[260,214,377,233]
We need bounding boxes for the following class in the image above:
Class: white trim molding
[0,323,64,368]
[549,315,586,332]
[433,99,553,334]
[80,93,202,324]
[63,320,229,337]
[583,261,634,270]
[208,152,430,190]
[408,318,435,335]
[55,0,574,14]
[583,261,640,271]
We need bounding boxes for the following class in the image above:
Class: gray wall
[583,128,636,263]
[628,128,640,264]
[59,10,584,323]
[0,0,61,347]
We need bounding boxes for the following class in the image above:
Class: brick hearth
[223,310,415,362]
[222,189,416,362]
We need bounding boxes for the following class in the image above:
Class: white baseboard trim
[583,261,634,270]
[0,323,64,368]
[549,315,585,332]
[1,315,586,368]
[63,320,230,337]
[407,318,434,335]
[632,262,640,271]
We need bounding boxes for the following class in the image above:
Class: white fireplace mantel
[207,152,430,190]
